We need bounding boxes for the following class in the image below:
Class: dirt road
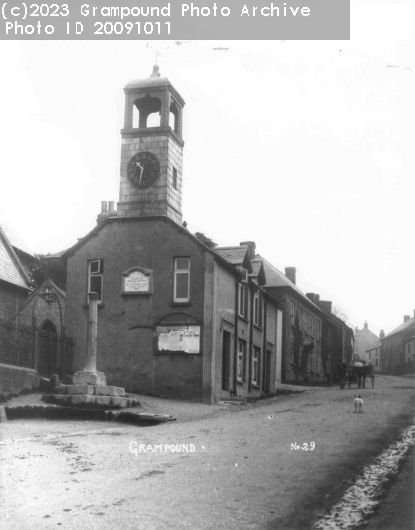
[1,375,414,530]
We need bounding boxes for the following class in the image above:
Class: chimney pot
[101,201,108,213]
[240,241,256,260]
[285,267,296,285]
[108,201,115,212]
[380,330,385,339]
[364,321,368,329]
[404,315,410,322]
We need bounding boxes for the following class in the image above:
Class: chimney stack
[404,315,410,322]
[97,201,109,225]
[319,300,333,314]
[285,267,296,285]
[306,293,320,303]
[240,241,256,260]
[364,321,368,329]
[380,330,385,339]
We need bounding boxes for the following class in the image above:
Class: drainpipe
[262,294,268,392]
[233,279,239,396]
[248,281,254,392]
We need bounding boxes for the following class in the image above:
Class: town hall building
[64,66,284,404]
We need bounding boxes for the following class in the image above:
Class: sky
[0,1,413,336]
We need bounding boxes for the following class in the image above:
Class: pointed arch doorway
[38,320,58,377]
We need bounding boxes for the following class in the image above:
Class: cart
[347,363,374,389]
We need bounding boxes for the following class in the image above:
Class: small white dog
[354,394,364,413]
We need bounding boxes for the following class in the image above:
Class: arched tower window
[133,94,161,128]
[169,101,179,134]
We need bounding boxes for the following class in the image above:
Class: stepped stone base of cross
[50,293,139,409]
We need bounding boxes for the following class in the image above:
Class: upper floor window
[303,312,308,333]
[290,338,295,362]
[309,316,314,337]
[297,307,302,329]
[316,319,321,340]
[254,292,262,327]
[174,258,190,302]
[88,260,104,303]
[290,302,295,326]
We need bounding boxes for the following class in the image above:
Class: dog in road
[354,394,364,413]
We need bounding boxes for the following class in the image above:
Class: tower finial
[151,64,160,78]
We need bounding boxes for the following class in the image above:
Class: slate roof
[249,259,266,286]
[214,246,247,264]
[0,226,31,290]
[256,254,323,314]
[383,316,415,339]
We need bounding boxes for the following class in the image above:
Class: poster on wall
[157,326,200,354]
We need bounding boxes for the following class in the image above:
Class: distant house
[365,330,384,373]
[354,321,379,362]
[403,334,415,365]
[257,261,326,384]
[306,294,354,378]
[381,313,415,375]
[0,216,34,322]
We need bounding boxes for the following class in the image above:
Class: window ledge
[169,302,192,307]
[236,380,244,385]
[252,384,261,389]
[254,324,263,331]
[238,315,249,323]
[83,303,105,309]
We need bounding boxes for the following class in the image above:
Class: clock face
[127,151,160,189]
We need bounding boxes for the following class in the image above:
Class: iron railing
[0,320,74,378]
[0,321,35,368]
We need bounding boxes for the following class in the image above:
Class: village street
[1,375,414,530]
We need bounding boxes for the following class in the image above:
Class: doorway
[221,330,231,391]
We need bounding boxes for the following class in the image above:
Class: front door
[221,330,231,391]
[38,320,58,377]
[265,349,271,394]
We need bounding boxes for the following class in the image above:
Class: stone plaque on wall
[122,266,152,295]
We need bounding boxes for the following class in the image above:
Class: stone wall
[0,281,28,322]
[0,363,39,395]
[65,217,207,401]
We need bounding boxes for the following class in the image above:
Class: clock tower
[118,65,185,224]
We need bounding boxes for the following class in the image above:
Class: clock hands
[128,151,160,189]
[135,160,145,186]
